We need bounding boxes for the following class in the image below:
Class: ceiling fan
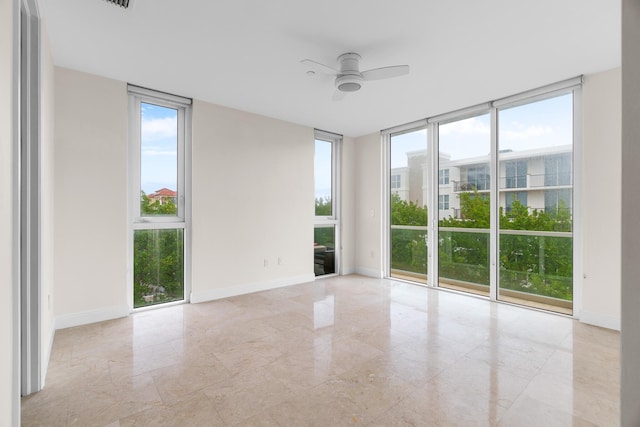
[301,52,409,100]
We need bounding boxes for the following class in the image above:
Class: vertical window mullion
[490,107,499,301]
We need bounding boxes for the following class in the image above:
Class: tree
[438,192,573,300]
[134,191,183,307]
[141,191,177,215]
[390,193,428,226]
[390,193,428,275]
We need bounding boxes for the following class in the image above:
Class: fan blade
[361,65,409,81]
[332,90,347,102]
[301,59,339,75]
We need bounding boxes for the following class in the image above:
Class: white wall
[0,0,16,424]
[622,0,640,423]
[190,100,315,301]
[354,132,384,277]
[54,68,129,327]
[40,20,56,385]
[581,68,621,330]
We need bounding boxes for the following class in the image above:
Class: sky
[391,93,573,168]
[140,102,178,195]
[314,139,333,200]
[141,93,572,199]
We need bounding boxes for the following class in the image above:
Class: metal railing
[390,225,573,308]
[451,173,572,192]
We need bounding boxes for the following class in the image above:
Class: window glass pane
[140,103,178,216]
[498,94,573,314]
[314,225,335,276]
[314,139,332,216]
[438,114,491,296]
[134,228,184,308]
[390,129,428,283]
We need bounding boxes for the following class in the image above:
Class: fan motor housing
[335,74,364,92]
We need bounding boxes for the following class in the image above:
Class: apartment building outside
[391,144,573,220]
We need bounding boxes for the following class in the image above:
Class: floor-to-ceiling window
[497,93,574,313]
[388,127,428,283]
[438,113,491,296]
[385,79,579,314]
[314,130,341,277]
[128,86,191,309]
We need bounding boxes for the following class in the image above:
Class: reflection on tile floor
[22,275,620,426]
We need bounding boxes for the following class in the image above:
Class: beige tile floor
[22,275,620,426]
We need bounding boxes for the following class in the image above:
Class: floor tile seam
[187,388,230,426]
[478,344,556,382]
[491,371,535,425]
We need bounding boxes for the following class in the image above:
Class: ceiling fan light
[335,74,363,92]
[338,82,361,92]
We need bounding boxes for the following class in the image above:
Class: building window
[545,189,572,216]
[505,191,528,213]
[505,160,527,188]
[391,174,401,189]
[545,154,572,186]
[439,194,449,210]
[439,169,449,185]
[466,165,490,191]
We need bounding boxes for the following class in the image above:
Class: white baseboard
[579,310,621,331]
[41,320,56,388]
[190,274,316,303]
[355,267,384,278]
[341,266,356,275]
[55,304,130,330]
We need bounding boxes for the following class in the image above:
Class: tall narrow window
[498,93,573,314]
[129,86,191,309]
[438,113,491,297]
[314,130,341,277]
[389,127,428,284]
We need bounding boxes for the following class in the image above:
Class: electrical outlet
[278,257,283,265]
[264,259,269,267]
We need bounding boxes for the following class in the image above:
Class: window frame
[314,129,342,277]
[127,85,192,311]
[129,92,188,224]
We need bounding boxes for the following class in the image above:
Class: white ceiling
[37,0,620,138]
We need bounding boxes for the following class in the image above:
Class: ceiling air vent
[103,0,131,9]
